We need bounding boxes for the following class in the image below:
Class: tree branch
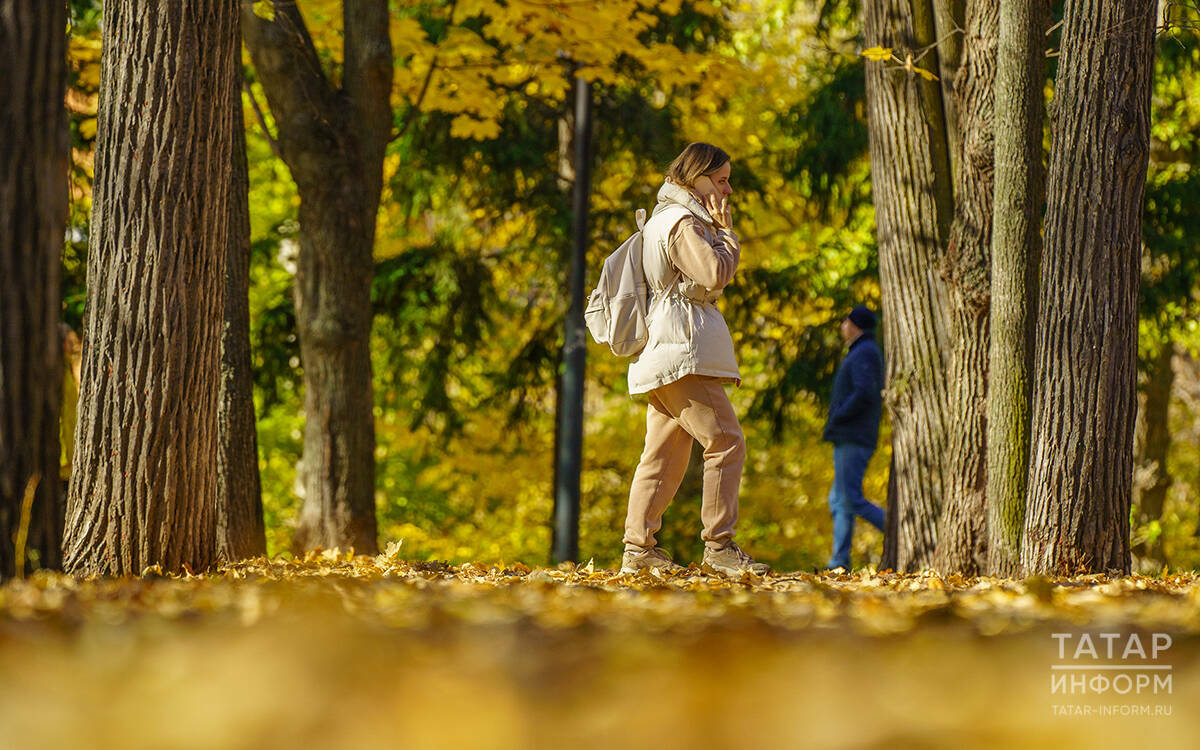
[240,0,344,185]
[391,0,461,143]
[392,56,441,144]
[243,80,282,159]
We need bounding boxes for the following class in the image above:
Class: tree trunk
[881,452,899,571]
[931,0,965,190]
[217,59,266,563]
[985,0,1047,577]
[864,0,955,571]
[63,0,238,575]
[242,1,393,554]
[0,0,68,577]
[932,0,997,576]
[1021,0,1157,576]
[1132,341,1174,567]
[1179,357,1200,540]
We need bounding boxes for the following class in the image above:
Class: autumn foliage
[2,557,1199,746]
[51,3,1200,570]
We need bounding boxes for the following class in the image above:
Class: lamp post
[553,75,593,564]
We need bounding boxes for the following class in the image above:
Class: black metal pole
[553,76,592,564]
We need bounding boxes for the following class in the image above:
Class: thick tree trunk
[63,0,238,575]
[933,0,997,576]
[985,0,1047,577]
[1021,0,1157,576]
[1132,341,1175,567]
[217,60,266,563]
[865,0,955,571]
[242,1,392,554]
[0,0,68,577]
[291,212,377,554]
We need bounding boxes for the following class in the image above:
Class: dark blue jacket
[822,332,884,447]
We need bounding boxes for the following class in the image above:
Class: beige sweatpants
[623,374,745,552]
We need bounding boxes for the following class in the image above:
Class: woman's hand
[703,192,732,230]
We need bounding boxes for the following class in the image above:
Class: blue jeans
[827,442,885,570]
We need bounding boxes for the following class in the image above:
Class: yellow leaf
[449,114,501,140]
[914,66,940,81]
[861,46,893,62]
[79,118,97,140]
[78,64,101,90]
[252,0,275,21]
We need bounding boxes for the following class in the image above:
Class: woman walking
[621,143,768,576]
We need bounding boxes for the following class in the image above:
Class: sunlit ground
[2,551,1197,749]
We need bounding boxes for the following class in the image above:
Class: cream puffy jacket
[627,180,742,394]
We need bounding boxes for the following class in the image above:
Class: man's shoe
[621,546,684,574]
[702,541,770,576]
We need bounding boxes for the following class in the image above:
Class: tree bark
[63,0,238,575]
[217,57,266,563]
[0,0,68,577]
[865,0,955,571]
[931,0,965,190]
[1132,341,1174,567]
[1021,0,1157,576]
[985,0,1047,577]
[933,0,998,576]
[242,0,393,554]
[881,452,899,571]
[1178,357,1200,539]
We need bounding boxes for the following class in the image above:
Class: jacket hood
[653,179,715,226]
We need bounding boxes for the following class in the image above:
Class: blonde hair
[665,142,730,188]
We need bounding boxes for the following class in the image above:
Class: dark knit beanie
[847,306,876,330]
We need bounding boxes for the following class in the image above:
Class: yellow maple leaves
[389,0,732,139]
[860,45,940,81]
[861,45,893,62]
[68,34,100,140]
[2,563,1198,749]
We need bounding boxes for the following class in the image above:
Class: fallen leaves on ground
[2,556,1198,749]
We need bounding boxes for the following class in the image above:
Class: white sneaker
[620,546,684,574]
[702,541,770,576]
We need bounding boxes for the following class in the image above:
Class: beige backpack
[584,208,650,357]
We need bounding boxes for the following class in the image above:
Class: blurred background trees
[28,0,1200,573]
[0,0,68,578]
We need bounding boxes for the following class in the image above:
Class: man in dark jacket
[822,306,885,570]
